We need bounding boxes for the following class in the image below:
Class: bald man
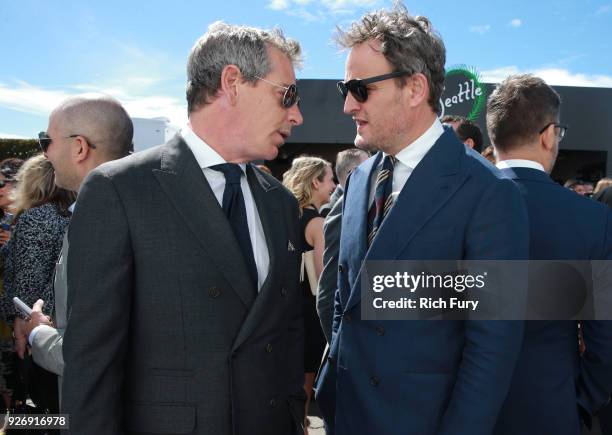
[14,94,133,383]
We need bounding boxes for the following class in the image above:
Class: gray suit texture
[30,232,67,377]
[62,136,305,435]
[316,190,343,344]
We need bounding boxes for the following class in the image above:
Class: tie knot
[383,155,397,170]
[210,163,243,184]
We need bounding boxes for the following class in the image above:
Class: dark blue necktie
[210,164,258,291]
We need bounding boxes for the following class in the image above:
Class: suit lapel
[231,165,285,351]
[340,152,381,307]
[152,136,256,307]
[345,131,470,311]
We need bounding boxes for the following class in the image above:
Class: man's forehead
[345,41,390,78]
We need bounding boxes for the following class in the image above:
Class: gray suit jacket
[31,232,67,376]
[316,192,343,344]
[62,136,305,435]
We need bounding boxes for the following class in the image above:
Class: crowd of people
[0,3,610,435]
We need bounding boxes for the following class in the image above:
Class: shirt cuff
[28,325,44,346]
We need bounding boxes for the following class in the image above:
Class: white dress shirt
[496,159,545,172]
[369,118,445,206]
[181,125,270,291]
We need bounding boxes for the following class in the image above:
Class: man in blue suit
[315,5,530,435]
[487,74,612,435]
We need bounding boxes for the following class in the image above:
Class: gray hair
[186,21,302,113]
[53,94,133,159]
[486,74,561,152]
[335,2,446,113]
[335,148,369,187]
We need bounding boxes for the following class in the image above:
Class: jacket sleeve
[31,325,64,376]
[62,169,133,435]
[438,178,528,435]
[317,198,343,344]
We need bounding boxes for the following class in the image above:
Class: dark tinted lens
[38,132,52,152]
[346,80,368,103]
[337,81,348,99]
[0,180,5,188]
[282,84,298,108]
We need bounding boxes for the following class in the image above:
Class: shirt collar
[180,124,246,172]
[390,118,444,169]
[496,159,545,172]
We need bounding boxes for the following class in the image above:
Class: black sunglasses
[337,71,410,103]
[539,122,568,142]
[0,179,14,188]
[254,76,300,108]
[38,131,97,153]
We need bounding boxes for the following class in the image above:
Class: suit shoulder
[251,165,299,209]
[94,143,164,178]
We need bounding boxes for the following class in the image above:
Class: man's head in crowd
[41,94,133,192]
[487,74,564,174]
[186,21,303,163]
[564,179,594,196]
[441,115,484,152]
[335,4,445,155]
[335,148,369,188]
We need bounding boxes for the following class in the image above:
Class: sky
[1,0,611,138]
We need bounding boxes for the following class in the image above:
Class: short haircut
[441,115,484,152]
[486,74,561,152]
[54,95,133,159]
[186,21,302,113]
[335,3,446,113]
[335,148,369,187]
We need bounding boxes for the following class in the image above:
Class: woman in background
[0,158,23,411]
[283,156,335,434]
[3,153,75,415]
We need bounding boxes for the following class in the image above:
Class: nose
[343,92,360,115]
[288,103,303,126]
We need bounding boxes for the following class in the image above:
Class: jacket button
[370,376,379,387]
[376,326,385,336]
[208,287,222,298]
[280,287,287,297]
[344,313,352,323]
[270,399,277,408]
[266,343,273,353]
[338,264,344,273]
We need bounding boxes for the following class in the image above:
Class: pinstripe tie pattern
[367,155,397,246]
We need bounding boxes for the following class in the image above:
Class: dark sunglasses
[539,122,568,142]
[38,131,97,153]
[337,71,410,103]
[254,76,300,108]
[0,179,14,188]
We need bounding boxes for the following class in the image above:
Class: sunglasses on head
[337,71,411,103]
[38,131,97,153]
[254,76,300,108]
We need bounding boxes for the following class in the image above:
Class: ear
[219,64,243,106]
[540,123,556,152]
[464,138,475,149]
[72,136,91,164]
[405,73,429,108]
[312,176,321,191]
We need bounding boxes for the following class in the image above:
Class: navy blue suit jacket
[494,167,612,435]
[315,130,529,435]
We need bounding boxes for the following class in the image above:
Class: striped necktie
[367,155,397,246]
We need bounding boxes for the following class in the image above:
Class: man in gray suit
[61,22,306,435]
[317,148,369,343]
[13,94,133,377]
